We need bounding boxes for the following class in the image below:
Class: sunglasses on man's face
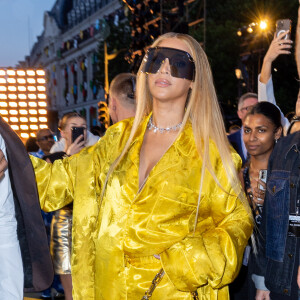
[141,47,195,81]
[38,134,54,142]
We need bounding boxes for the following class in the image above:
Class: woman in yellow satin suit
[31,32,253,300]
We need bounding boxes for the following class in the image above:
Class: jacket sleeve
[160,153,253,292]
[30,154,77,212]
[258,74,290,135]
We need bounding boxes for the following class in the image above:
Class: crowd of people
[0,5,300,300]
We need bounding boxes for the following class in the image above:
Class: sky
[0,0,56,67]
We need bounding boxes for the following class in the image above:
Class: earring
[275,138,278,143]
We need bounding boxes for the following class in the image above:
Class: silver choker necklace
[148,116,183,133]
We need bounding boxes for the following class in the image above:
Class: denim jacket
[254,131,300,296]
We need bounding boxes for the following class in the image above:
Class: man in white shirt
[0,117,53,299]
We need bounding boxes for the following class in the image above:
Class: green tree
[95,18,132,90]
[190,0,298,115]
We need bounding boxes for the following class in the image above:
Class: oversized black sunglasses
[141,46,195,81]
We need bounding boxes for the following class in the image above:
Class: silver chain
[148,116,183,133]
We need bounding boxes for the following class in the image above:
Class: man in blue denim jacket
[254,131,300,300]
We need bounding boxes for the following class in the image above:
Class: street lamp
[259,20,268,30]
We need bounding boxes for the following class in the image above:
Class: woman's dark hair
[25,136,39,152]
[247,102,282,130]
[58,112,86,130]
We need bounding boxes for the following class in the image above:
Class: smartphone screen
[71,127,85,143]
[257,169,267,205]
[276,19,292,40]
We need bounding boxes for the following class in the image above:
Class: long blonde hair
[101,32,250,228]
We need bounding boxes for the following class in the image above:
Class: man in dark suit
[0,116,53,299]
[228,92,258,165]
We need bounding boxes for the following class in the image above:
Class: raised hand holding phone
[66,127,86,156]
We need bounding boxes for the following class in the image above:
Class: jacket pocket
[146,185,197,237]
[267,170,290,207]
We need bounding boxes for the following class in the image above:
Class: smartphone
[71,127,85,143]
[257,169,268,206]
[276,19,292,40]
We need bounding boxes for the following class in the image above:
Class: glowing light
[8,86,16,91]
[37,86,46,91]
[7,78,16,84]
[18,94,27,99]
[8,94,17,100]
[11,125,19,130]
[28,102,37,107]
[27,86,36,92]
[259,20,267,30]
[38,94,46,99]
[38,101,47,107]
[27,78,36,84]
[19,102,27,107]
[27,70,35,76]
[39,117,47,122]
[38,109,47,115]
[21,133,29,138]
[0,68,47,137]
[17,70,26,76]
[18,86,26,91]
[28,94,37,99]
[17,78,26,84]
[7,70,15,76]
[247,27,253,33]
[36,70,45,76]
[37,78,46,84]
[29,109,37,115]
[30,125,39,130]
[237,30,242,36]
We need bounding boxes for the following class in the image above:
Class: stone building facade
[24,0,122,130]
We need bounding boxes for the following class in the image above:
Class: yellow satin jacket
[31,114,253,300]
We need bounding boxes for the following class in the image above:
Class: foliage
[95,18,132,90]
[197,0,298,114]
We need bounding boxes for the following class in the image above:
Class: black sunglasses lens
[144,51,164,74]
[141,47,195,81]
[170,54,194,80]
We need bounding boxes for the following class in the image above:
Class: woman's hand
[256,289,270,300]
[252,179,266,206]
[66,135,85,156]
[264,31,292,64]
